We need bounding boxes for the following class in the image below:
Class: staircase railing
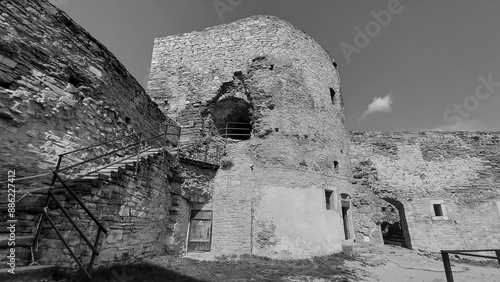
[30,121,181,280]
[441,248,500,282]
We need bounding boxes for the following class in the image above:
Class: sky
[49,0,500,132]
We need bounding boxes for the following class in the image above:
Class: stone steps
[0,147,171,270]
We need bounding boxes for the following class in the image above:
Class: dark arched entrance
[209,97,252,140]
[381,198,412,249]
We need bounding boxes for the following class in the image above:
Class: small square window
[433,204,443,216]
[325,190,333,210]
[430,200,448,220]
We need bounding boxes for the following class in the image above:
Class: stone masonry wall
[147,15,355,257]
[8,153,176,268]
[0,0,171,187]
[148,15,346,164]
[2,151,212,269]
[349,131,500,251]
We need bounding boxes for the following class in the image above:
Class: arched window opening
[210,97,252,140]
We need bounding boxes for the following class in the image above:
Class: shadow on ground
[59,263,208,282]
[57,253,357,282]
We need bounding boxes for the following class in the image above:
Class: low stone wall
[349,131,500,251]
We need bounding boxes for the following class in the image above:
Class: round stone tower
[148,15,353,258]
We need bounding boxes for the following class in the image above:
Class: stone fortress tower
[1,2,499,274]
[148,15,354,257]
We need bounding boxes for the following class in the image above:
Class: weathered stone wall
[169,161,217,254]
[0,151,214,269]
[0,0,170,186]
[148,15,346,164]
[349,131,500,251]
[148,16,353,258]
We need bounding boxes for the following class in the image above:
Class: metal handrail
[225,122,251,124]
[58,132,166,173]
[53,172,109,233]
[441,249,500,282]
[59,121,179,156]
[30,121,181,279]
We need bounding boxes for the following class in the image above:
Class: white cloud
[359,94,393,121]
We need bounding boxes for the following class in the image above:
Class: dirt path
[346,245,500,282]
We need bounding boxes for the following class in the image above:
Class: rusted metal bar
[58,141,142,173]
[162,124,168,161]
[135,132,143,174]
[441,251,454,282]
[59,126,160,156]
[218,127,251,131]
[224,123,229,154]
[88,228,102,272]
[53,173,109,234]
[441,248,500,253]
[31,173,58,257]
[221,133,252,136]
[47,190,100,255]
[55,155,63,172]
[30,212,45,260]
[451,252,500,260]
[226,122,250,124]
[43,208,92,280]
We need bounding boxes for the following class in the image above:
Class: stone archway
[382,198,412,249]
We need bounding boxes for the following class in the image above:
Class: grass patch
[63,253,357,281]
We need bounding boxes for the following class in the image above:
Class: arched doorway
[381,198,412,249]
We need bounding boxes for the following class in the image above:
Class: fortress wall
[148,15,346,158]
[349,131,500,251]
[0,153,179,269]
[149,16,353,257]
[0,0,169,186]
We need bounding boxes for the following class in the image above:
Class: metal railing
[219,122,252,139]
[219,121,251,158]
[30,122,181,280]
[179,122,251,165]
[441,249,500,282]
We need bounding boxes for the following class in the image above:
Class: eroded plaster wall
[349,131,500,251]
[148,16,352,257]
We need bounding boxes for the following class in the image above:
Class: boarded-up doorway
[187,210,213,252]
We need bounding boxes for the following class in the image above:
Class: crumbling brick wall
[349,131,500,251]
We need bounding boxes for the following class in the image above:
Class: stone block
[106,229,124,244]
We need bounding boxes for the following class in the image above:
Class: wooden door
[187,210,213,252]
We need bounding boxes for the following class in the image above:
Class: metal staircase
[28,121,181,280]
